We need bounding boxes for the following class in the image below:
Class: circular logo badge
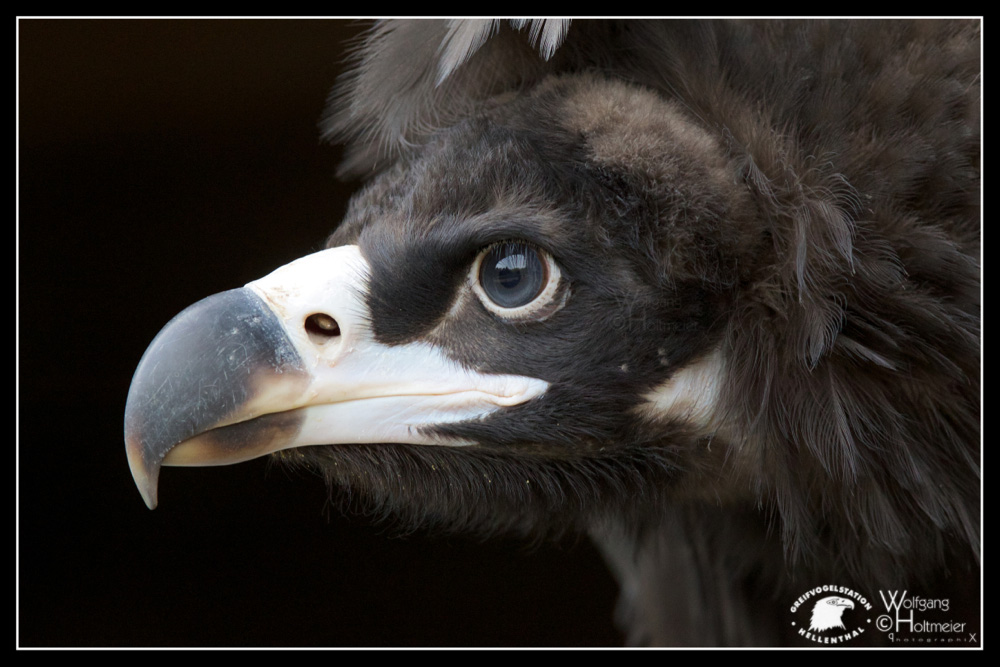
[790,585,873,644]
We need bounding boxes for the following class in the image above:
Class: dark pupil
[497,265,522,289]
[480,244,546,309]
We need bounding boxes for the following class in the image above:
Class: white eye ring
[469,241,568,321]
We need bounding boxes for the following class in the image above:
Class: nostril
[304,313,340,345]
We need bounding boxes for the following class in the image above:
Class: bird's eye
[471,241,566,320]
[480,243,547,308]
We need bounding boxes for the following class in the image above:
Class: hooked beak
[124,245,548,509]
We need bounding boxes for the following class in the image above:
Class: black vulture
[124,19,981,646]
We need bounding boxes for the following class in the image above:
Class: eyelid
[469,241,569,321]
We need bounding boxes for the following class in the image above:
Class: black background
[18,19,622,648]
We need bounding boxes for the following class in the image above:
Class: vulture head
[124,20,981,646]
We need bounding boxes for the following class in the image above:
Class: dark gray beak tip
[123,287,306,509]
[125,432,160,510]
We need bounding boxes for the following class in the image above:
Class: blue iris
[479,242,547,309]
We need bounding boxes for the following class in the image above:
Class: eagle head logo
[808,596,855,632]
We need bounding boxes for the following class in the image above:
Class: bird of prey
[124,19,981,646]
[809,597,855,633]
